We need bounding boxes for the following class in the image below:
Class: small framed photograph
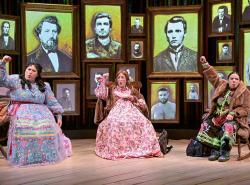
[53,80,80,115]
[0,15,19,54]
[148,6,203,77]
[82,0,126,62]
[204,66,235,111]
[86,64,113,99]
[21,3,80,78]
[216,39,234,63]
[208,0,234,37]
[184,80,202,102]
[129,39,145,60]
[148,79,179,124]
[240,0,250,24]
[239,28,250,86]
[116,64,139,82]
[129,14,145,36]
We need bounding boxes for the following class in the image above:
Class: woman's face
[228,73,240,89]
[25,65,38,82]
[117,73,127,88]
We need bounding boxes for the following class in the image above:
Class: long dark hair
[19,63,46,93]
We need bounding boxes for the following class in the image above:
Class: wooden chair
[237,116,250,160]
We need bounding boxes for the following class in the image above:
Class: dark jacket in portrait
[212,15,231,33]
[131,25,143,33]
[27,45,72,72]
[86,38,121,59]
[0,35,15,50]
[203,66,250,140]
[242,6,250,21]
[219,52,232,61]
[58,97,73,111]
[153,46,197,72]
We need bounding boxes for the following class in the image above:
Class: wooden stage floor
[0,139,250,185]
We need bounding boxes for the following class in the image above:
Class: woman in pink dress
[94,70,162,160]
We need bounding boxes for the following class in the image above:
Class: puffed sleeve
[0,60,19,89]
[44,82,64,114]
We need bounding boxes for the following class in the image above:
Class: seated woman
[0,55,72,166]
[196,56,250,162]
[94,70,162,160]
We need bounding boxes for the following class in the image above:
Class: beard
[160,99,168,104]
[41,38,58,51]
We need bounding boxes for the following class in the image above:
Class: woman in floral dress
[94,70,161,160]
[0,55,72,166]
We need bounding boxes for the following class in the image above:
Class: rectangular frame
[240,0,250,25]
[129,38,146,61]
[129,14,146,36]
[239,28,250,87]
[204,66,235,111]
[216,39,234,64]
[116,63,139,82]
[82,0,126,63]
[86,64,113,99]
[208,0,234,37]
[21,3,80,78]
[148,79,180,124]
[53,80,80,115]
[147,6,203,78]
[184,79,202,102]
[0,15,20,55]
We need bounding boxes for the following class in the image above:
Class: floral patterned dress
[95,82,161,160]
[0,61,72,166]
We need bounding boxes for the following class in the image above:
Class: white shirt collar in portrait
[42,46,59,72]
[3,36,9,46]
[169,44,183,71]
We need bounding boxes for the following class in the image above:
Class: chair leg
[237,138,241,160]
[237,137,250,161]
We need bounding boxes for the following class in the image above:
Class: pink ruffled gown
[95,82,161,160]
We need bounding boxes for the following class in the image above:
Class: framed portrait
[53,80,80,115]
[116,64,139,82]
[129,14,145,36]
[21,3,80,78]
[184,80,202,102]
[147,6,203,78]
[82,0,126,62]
[0,15,19,54]
[240,0,250,24]
[86,64,113,99]
[216,39,234,64]
[239,28,250,87]
[204,66,235,111]
[148,80,180,124]
[129,39,146,61]
[208,0,234,37]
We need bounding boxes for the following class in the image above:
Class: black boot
[218,138,231,162]
[218,150,230,162]
[208,149,220,161]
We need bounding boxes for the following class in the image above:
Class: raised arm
[200,56,224,88]
[0,55,18,89]
[94,73,109,100]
